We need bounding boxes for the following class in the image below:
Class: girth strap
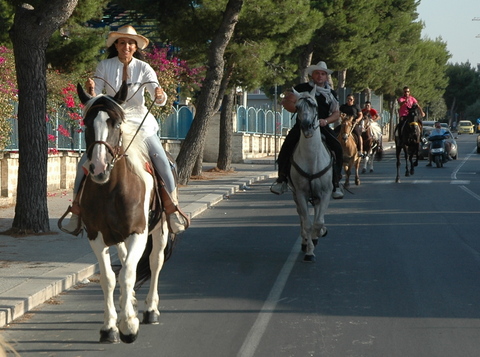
[290,154,333,181]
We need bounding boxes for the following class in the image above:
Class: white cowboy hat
[306,61,333,76]
[106,25,149,49]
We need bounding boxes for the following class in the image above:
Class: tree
[8,0,78,234]
[175,0,244,184]
[444,62,480,122]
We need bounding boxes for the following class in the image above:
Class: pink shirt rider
[398,95,418,117]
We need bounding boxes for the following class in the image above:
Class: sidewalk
[0,161,277,328]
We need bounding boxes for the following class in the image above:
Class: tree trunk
[217,87,235,171]
[175,0,243,185]
[298,42,314,83]
[337,69,347,92]
[388,98,397,141]
[192,151,203,177]
[9,1,78,234]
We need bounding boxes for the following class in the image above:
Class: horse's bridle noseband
[86,130,126,170]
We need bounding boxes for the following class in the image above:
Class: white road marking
[237,236,301,357]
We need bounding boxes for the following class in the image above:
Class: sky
[416,0,480,68]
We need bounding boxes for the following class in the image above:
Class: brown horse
[395,104,422,183]
[74,82,175,344]
[337,114,361,187]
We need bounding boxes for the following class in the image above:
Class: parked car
[419,126,458,160]
[457,120,474,134]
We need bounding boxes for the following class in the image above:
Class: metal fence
[5,104,194,152]
[236,106,294,135]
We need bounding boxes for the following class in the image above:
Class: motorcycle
[427,134,448,168]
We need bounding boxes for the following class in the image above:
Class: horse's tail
[134,235,153,291]
[370,121,382,141]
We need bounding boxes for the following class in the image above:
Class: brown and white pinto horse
[76,82,174,343]
[337,114,361,187]
[361,117,383,173]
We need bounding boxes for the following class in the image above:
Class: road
[3,133,480,357]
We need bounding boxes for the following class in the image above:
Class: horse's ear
[113,80,128,104]
[292,88,300,98]
[77,83,91,105]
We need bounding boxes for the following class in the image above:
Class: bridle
[297,97,320,132]
[84,104,126,171]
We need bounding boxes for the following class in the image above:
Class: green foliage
[47,26,107,74]
[0,0,14,46]
[445,63,480,115]
[465,100,480,122]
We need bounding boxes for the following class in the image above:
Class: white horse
[289,87,333,262]
[362,119,383,173]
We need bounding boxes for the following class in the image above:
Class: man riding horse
[270,61,344,199]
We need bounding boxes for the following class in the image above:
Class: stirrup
[58,206,83,236]
[270,181,288,195]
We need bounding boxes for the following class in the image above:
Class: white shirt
[92,57,167,137]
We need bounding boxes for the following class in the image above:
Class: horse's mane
[296,92,317,112]
[84,95,150,180]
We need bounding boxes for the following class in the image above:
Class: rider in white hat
[62,25,189,235]
[271,61,344,199]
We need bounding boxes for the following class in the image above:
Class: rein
[87,78,159,158]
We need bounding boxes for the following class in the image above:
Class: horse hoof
[99,328,120,344]
[355,180,360,186]
[143,310,160,324]
[369,169,373,173]
[303,254,315,263]
[321,228,328,237]
[301,243,307,253]
[120,331,138,344]
[312,238,318,247]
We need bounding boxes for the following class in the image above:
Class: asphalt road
[3,133,480,357]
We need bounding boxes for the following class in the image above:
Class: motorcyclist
[426,122,451,166]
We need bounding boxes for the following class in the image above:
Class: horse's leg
[395,146,401,183]
[409,152,415,175]
[293,191,314,261]
[143,220,169,324]
[355,157,361,186]
[344,162,351,188]
[117,232,149,343]
[311,185,331,249]
[404,146,410,177]
[362,154,368,174]
[89,237,120,343]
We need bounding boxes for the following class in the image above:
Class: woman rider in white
[64,25,188,235]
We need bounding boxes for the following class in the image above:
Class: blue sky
[416,0,480,67]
